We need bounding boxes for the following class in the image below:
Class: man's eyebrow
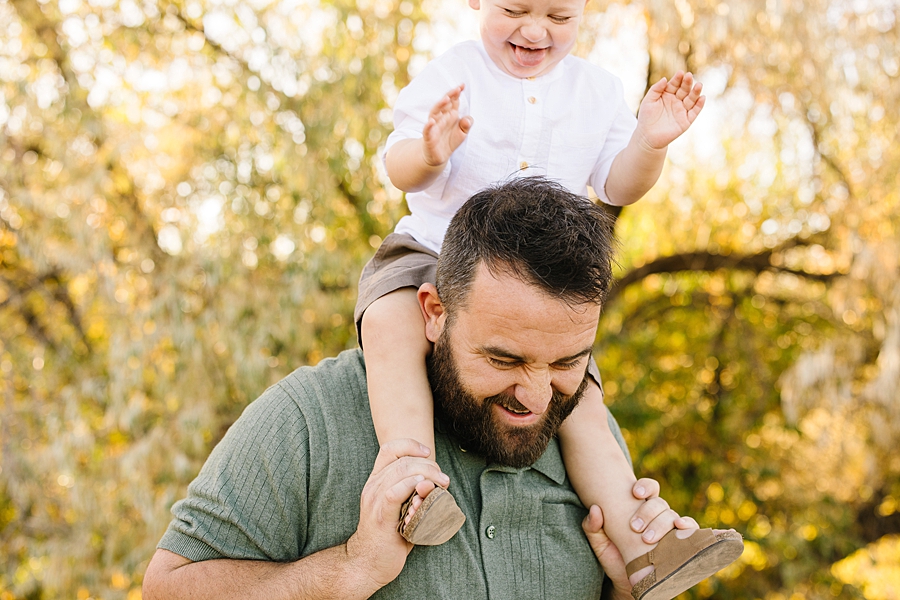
[480,346,594,363]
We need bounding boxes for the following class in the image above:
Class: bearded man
[143,177,698,600]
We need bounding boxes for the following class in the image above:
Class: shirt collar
[460,436,568,485]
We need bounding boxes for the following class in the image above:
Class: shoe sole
[401,487,466,546]
[636,533,744,600]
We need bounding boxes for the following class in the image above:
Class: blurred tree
[586,1,900,598]
[0,0,897,598]
[1,0,416,595]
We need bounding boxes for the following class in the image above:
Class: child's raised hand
[635,71,705,150]
[421,84,474,167]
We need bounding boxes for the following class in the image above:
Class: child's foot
[625,528,743,600]
[398,486,466,545]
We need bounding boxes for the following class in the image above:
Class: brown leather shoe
[398,487,466,546]
[626,528,744,600]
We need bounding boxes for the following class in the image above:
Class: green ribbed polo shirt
[159,349,631,599]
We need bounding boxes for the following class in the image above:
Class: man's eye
[552,359,582,370]
[487,357,516,368]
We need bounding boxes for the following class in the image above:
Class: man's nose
[520,20,547,43]
[513,369,553,415]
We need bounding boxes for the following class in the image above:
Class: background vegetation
[0,0,898,597]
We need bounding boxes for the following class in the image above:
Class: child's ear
[468,0,481,10]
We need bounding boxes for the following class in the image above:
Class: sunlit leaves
[1,0,899,597]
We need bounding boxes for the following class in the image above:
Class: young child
[355,0,743,597]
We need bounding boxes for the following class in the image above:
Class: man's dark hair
[436,176,617,316]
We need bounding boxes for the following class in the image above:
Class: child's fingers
[687,94,706,120]
[458,115,474,134]
[687,82,703,103]
[666,70,685,93]
[674,72,693,100]
[680,82,702,111]
[644,76,668,102]
[446,83,465,101]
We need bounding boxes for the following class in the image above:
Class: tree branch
[607,240,840,305]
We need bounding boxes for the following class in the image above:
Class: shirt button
[486,525,496,539]
[519,161,528,170]
[528,96,536,104]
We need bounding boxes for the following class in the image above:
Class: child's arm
[385,84,474,193]
[605,71,705,206]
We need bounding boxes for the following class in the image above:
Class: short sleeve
[157,384,310,562]
[590,78,637,204]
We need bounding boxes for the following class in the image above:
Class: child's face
[469,0,588,78]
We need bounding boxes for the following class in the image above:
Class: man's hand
[345,438,450,589]
[421,84,474,167]
[143,439,451,600]
[582,478,700,600]
[634,71,705,151]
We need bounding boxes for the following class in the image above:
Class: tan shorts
[354,233,603,394]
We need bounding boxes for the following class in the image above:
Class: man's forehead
[454,264,602,353]
[466,262,602,317]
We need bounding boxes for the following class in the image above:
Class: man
[143,177,697,599]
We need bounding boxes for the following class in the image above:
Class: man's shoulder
[271,348,370,424]
[278,348,367,398]
[225,349,370,447]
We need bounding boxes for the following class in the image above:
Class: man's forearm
[143,547,383,600]
[603,136,667,207]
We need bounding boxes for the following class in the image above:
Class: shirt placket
[516,78,544,176]
[478,466,544,599]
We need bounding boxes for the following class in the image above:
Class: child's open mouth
[510,43,548,67]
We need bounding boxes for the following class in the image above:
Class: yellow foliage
[707,482,724,502]
[740,540,769,572]
[832,535,900,600]
[110,571,128,590]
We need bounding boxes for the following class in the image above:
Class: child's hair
[436,176,618,318]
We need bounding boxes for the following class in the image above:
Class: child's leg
[560,379,744,595]
[360,287,466,545]
[558,379,656,584]
[360,288,435,454]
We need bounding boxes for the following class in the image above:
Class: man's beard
[427,329,588,468]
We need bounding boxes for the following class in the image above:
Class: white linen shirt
[386,40,637,253]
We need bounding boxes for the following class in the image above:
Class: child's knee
[361,289,430,350]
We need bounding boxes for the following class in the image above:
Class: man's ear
[418,283,446,343]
